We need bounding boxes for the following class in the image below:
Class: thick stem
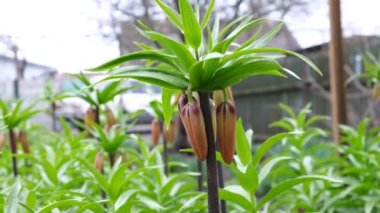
[197,160,203,191]
[95,105,100,124]
[109,152,116,168]
[199,92,220,213]
[52,102,57,132]
[9,129,18,177]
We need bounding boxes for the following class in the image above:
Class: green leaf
[236,163,258,193]
[209,58,284,89]
[258,156,293,184]
[104,67,189,90]
[256,175,342,211]
[37,199,85,213]
[249,22,284,49]
[223,47,322,76]
[75,157,110,195]
[162,88,174,129]
[5,180,21,213]
[155,0,183,30]
[200,0,215,30]
[251,133,289,167]
[145,31,196,71]
[86,50,177,71]
[114,190,139,211]
[179,0,202,49]
[179,193,207,212]
[235,118,252,166]
[189,61,204,89]
[219,185,254,211]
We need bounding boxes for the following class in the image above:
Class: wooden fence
[232,36,380,140]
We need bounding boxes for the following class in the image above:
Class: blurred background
[1,0,380,140]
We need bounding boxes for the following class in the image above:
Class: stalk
[9,128,18,177]
[197,161,203,191]
[161,122,169,176]
[51,102,57,132]
[199,92,220,213]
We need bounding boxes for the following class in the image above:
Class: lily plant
[87,0,321,211]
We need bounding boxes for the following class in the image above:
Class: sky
[0,0,380,72]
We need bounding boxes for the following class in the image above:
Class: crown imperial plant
[86,0,322,211]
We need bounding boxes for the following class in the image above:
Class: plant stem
[109,152,116,167]
[161,122,169,176]
[52,102,57,132]
[197,160,203,191]
[9,128,18,177]
[95,105,100,124]
[199,92,220,213]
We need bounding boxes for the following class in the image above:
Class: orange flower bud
[105,107,118,131]
[85,108,97,124]
[18,131,30,154]
[94,152,104,171]
[216,101,236,164]
[213,87,234,106]
[85,107,97,137]
[164,120,177,144]
[0,133,4,151]
[151,119,161,145]
[179,98,208,161]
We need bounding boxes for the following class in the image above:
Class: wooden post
[328,0,348,144]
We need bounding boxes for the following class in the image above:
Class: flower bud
[151,119,161,145]
[180,101,208,161]
[164,120,178,144]
[85,107,97,137]
[216,101,236,164]
[0,133,4,151]
[213,87,234,106]
[18,131,30,154]
[94,152,104,171]
[105,107,118,131]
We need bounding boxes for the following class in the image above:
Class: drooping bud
[0,133,4,151]
[179,96,208,161]
[85,107,97,137]
[94,152,104,171]
[213,87,235,106]
[164,120,177,144]
[105,107,118,131]
[18,131,30,154]
[151,119,161,145]
[216,101,236,164]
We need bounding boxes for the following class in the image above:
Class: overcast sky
[0,0,380,72]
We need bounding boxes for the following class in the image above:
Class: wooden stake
[328,0,348,143]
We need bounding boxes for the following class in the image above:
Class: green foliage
[347,51,380,87]
[0,99,40,129]
[69,72,139,107]
[86,0,321,127]
[321,118,380,212]
[218,118,340,212]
